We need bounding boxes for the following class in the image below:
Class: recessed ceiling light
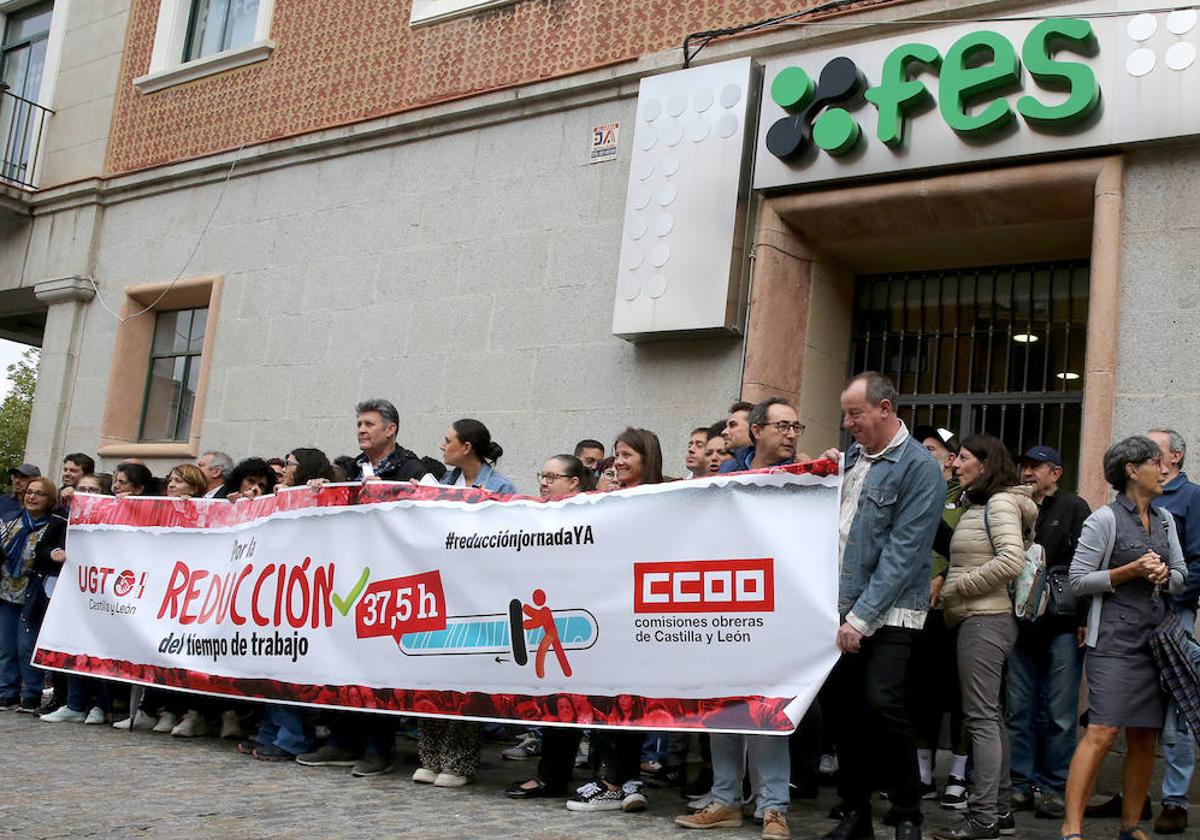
[1056,371,1081,381]
[1012,333,1039,343]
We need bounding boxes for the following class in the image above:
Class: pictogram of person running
[521,588,573,678]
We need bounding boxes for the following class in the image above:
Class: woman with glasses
[281,448,334,488]
[40,474,114,725]
[595,457,620,491]
[1060,437,1187,840]
[504,455,594,799]
[566,428,664,815]
[0,476,57,712]
[439,419,516,494]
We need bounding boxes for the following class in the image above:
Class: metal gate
[849,261,1089,487]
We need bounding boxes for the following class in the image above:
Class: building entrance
[849,261,1089,487]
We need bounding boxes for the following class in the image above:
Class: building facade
[0,0,1194,502]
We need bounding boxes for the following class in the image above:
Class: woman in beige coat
[933,435,1038,840]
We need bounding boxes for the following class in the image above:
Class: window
[410,0,520,26]
[140,308,207,441]
[183,0,258,63]
[134,0,274,94]
[0,1,52,185]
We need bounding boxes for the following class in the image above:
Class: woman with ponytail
[439,418,516,494]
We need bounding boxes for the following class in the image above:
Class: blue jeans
[66,675,111,714]
[0,598,43,702]
[710,732,790,813]
[1162,607,1197,808]
[256,704,315,756]
[1005,626,1083,794]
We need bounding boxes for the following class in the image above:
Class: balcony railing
[0,83,53,190]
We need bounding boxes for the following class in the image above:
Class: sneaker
[171,710,207,738]
[1034,789,1065,820]
[84,707,107,725]
[640,759,663,774]
[920,781,939,801]
[0,696,19,711]
[40,705,86,723]
[16,697,41,714]
[931,814,999,840]
[575,735,590,767]
[501,732,542,760]
[1155,804,1189,835]
[433,771,470,787]
[351,754,395,777]
[762,809,790,840]
[1010,788,1035,811]
[113,709,156,731]
[235,740,257,756]
[647,764,686,788]
[997,810,1015,835]
[566,780,625,812]
[412,767,439,784]
[621,779,648,812]
[941,776,969,810]
[675,801,744,829]
[152,710,179,733]
[296,744,359,767]
[819,753,839,777]
[253,743,295,762]
[219,710,243,740]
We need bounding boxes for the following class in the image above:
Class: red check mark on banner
[355,570,447,642]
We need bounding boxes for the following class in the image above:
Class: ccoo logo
[765,57,866,160]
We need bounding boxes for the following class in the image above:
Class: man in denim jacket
[820,372,945,840]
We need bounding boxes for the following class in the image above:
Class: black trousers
[590,730,643,784]
[536,727,584,793]
[827,626,922,823]
[790,699,823,787]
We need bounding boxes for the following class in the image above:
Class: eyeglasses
[24,490,49,498]
[285,459,300,468]
[765,421,805,435]
[537,472,570,484]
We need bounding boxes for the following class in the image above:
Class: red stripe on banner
[68,459,840,529]
[33,649,797,733]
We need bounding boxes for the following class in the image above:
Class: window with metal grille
[183,0,259,62]
[139,308,207,442]
[849,261,1089,485]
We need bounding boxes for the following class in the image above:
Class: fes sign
[753,3,1200,190]
[765,19,1100,160]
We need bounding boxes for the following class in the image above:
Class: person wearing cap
[1005,445,1091,820]
[1144,429,1200,834]
[0,464,40,522]
[910,426,971,809]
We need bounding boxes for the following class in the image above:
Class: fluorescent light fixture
[1012,333,1039,343]
[1056,371,1081,381]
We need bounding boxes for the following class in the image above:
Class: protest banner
[34,462,840,734]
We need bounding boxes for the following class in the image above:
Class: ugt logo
[765,57,866,160]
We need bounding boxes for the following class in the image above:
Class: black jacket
[354,443,427,481]
[1024,489,1092,637]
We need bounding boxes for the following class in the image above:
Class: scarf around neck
[4,510,48,578]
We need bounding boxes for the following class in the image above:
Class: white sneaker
[412,767,439,784]
[84,707,107,725]
[113,709,156,731]
[171,710,207,738]
[219,710,242,739]
[41,706,85,723]
[621,779,647,812]
[152,711,179,733]
[433,771,470,787]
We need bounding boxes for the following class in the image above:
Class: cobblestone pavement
[3,710,1199,840]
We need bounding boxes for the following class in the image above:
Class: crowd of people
[0,376,1198,840]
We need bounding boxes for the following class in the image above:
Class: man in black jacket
[294,398,425,776]
[1005,446,1091,819]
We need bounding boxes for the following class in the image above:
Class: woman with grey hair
[1061,436,1188,840]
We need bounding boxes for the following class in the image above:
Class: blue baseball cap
[1020,445,1061,467]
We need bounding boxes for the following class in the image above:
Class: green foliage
[0,347,39,477]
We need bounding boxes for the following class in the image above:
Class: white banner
[34,464,840,734]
